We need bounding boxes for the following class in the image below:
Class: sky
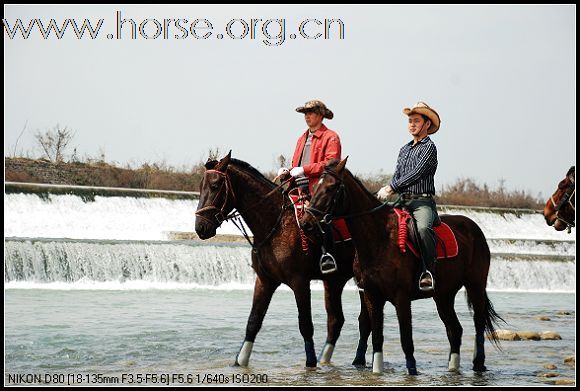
[3,4,576,199]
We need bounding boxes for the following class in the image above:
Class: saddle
[393,208,458,259]
[288,188,351,254]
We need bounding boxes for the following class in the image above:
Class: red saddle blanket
[393,208,458,259]
[289,190,351,243]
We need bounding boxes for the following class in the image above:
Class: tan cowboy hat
[296,100,334,119]
[403,102,441,134]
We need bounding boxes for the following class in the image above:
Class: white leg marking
[237,341,254,367]
[319,343,335,364]
[372,352,384,374]
[448,353,460,371]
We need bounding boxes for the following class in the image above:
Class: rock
[535,316,551,321]
[539,331,562,340]
[554,379,575,385]
[488,330,520,341]
[564,356,575,366]
[517,331,541,340]
[537,372,559,378]
[556,310,572,315]
[489,330,562,342]
[543,363,557,370]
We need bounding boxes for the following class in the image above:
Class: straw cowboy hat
[403,102,441,134]
[296,100,334,119]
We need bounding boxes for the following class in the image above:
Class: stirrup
[320,252,338,274]
[419,270,434,291]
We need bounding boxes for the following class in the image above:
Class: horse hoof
[352,358,366,367]
[407,368,418,376]
[306,360,318,368]
[473,364,487,372]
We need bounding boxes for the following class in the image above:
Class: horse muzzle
[552,219,568,232]
[195,220,217,239]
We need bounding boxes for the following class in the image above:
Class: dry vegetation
[5,157,544,209]
[6,127,544,209]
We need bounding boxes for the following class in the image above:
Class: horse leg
[394,296,418,375]
[235,275,280,367]
[364,292,385,374]
[319,279,347,364]
[434,294,463,372]
[464,285,488,372]
[292,283,317,367]
[352,290,371,367]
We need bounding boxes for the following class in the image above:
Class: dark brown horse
[194,152,370,368]
[299,158,504,374]
[544,166,575,233]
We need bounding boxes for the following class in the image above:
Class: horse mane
[324,160,380,202]
[567,166,575,178]
[229,158,276,189]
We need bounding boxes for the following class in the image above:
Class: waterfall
[4,189,575,291]
[5,239,255,288]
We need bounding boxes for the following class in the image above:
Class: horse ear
[205,158,218,169]
[336,156,349,173]
[215,150,232,172]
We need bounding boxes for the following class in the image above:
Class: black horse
[194,152,370,368]
[300,158,505,374]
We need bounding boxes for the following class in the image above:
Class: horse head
[543,166,575,233]
[300,157,349,234]
[195,150,236,239]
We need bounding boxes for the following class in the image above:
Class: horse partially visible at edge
[544,166,575,233]
[194,152,371,368]
[299,158,505,374]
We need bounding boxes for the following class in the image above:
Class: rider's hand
[290,167,305,177]
[277,167,290,177]
[377,185,393,201]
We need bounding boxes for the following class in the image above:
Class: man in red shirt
[278,100,343,274]
[278,100,342,194]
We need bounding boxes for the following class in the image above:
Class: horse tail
[465,292,507,351]
[484,293,507,350]
[464,216,507,350]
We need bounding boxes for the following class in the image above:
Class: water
[4,193,576,241]
[4,191,577,386]
[4,289,575,386]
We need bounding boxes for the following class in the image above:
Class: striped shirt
[390,136,438,195]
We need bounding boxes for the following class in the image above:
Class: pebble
[563,356,575,366]
[554,379,575,385]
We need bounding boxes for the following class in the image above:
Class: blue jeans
[403,198,439,271]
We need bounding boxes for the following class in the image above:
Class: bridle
[304,169,393,231]
[549,177,576,233]
[195,169,236,226]
[195,168,293,249]
[304,170,347,229]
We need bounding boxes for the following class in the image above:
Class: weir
[4,237,575,291]
[4,184,576,291]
